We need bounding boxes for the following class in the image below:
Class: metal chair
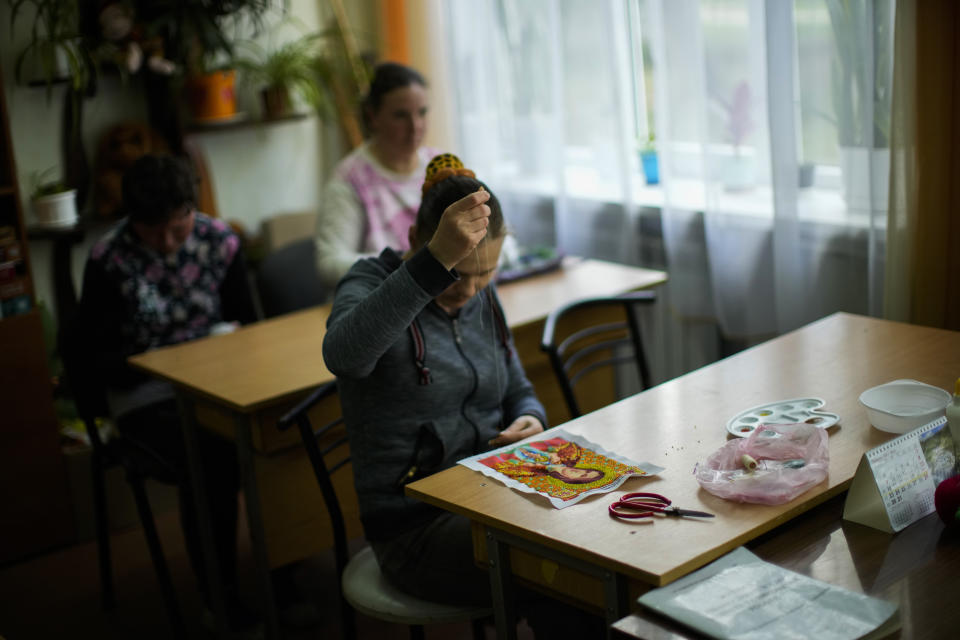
[540,291,657,418]
[277,382,491,640]
[57,318,186,637]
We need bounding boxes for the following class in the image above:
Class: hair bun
[422,153,476,195]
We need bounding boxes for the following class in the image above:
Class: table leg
[234,413,280,639]
[602,570,630,632]
[177,393,227,639]
[486,527,518,640]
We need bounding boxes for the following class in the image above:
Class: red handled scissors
[609,492,714,521]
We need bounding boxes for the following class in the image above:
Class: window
[444,0,895,225]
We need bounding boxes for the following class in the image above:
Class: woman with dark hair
[77,154,312,636]
[322,154,603,637]
[314,61,439,289]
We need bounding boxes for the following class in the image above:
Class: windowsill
[497,169,885,233]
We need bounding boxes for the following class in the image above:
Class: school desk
[127,257,667,639]
[405,312,960,639]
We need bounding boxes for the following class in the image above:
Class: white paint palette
[725,397,840,438]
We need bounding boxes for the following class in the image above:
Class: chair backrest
[260,211,317,254]
[255,237,329,318]
[540,291,657,419]
[276,381,355,638]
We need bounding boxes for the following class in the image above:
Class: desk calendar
[844,416,955,532]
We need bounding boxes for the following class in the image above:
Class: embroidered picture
[459,429,663,509]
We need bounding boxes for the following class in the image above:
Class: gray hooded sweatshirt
[322,247,547,540]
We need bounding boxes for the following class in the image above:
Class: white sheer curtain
[439,0,894,382]
[443,1,638,255]
[650,0,894,342]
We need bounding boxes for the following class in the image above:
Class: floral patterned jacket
[78,212,256,392]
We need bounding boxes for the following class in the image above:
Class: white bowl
[858,379,950,434]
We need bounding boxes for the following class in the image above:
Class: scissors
[609,492,715,521]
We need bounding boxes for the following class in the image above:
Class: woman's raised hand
[427,189,491,270]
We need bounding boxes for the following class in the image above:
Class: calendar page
[864,416,952,532]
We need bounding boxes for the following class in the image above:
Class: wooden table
[406,312,960,639]
[128,257,666,639]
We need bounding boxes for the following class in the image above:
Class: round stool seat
[341,546,492,625]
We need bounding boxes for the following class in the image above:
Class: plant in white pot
[30,168,78,228]
[717,80,755,192]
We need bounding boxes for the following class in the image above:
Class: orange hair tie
[422,153,476,195]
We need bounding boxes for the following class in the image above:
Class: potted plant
[233,0,371,145]
[718,80,755,191]
[638,133,659,186]
[30,167,78,228]
[233,30,327,119]
[8,0,93,100]
[134,0,276,122]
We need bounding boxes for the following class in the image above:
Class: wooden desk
[406,312,960,638]
[129,257,667,453]
[128,257,666,639]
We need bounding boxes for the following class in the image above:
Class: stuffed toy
[97,1,175,75]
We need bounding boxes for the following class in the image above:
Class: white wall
[0,0,376,321]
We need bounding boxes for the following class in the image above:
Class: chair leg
[470,617,488,640]
[90,451,115,611]
[127,473,186,638]
[340,592,357,640]
[408,624,426,640]
[336,546,356,640]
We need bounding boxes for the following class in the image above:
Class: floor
[0,497,536,640]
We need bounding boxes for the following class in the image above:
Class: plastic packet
[695,422,829,504]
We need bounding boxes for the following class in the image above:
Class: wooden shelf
[26,77,70,88]
[26,221,89,241]
[185,111,309,135]
[0,63,75,561]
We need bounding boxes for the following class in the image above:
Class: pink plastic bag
[695,423,829,504]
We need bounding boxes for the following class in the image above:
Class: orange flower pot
[185,70,237,121]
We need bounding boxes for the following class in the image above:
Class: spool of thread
[741,454,758,471]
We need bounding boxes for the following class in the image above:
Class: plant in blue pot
[639,133,659,185]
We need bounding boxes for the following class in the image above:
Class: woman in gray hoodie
[323,153,547,603]
[323,155,604,636]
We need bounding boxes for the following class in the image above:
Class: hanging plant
[8,0,94,101]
